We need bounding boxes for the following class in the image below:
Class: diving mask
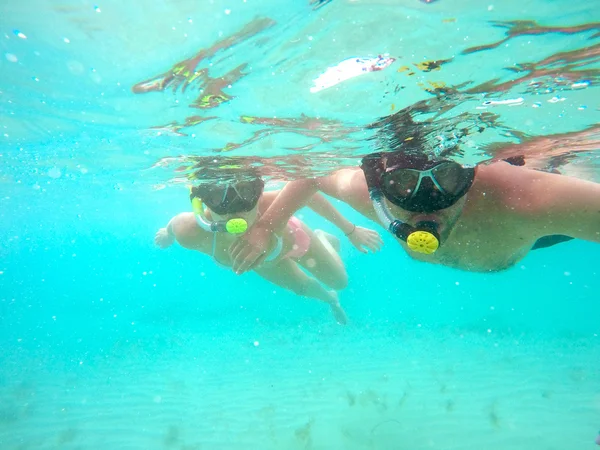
[190,194,248,235]
[192,178,264,216]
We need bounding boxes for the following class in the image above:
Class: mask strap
[360,152,385,190]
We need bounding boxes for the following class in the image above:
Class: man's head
[361,151,475,244]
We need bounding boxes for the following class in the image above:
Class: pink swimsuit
[284,217,311,259]
[210,216,310,267]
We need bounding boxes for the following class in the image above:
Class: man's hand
[229,224,273,274]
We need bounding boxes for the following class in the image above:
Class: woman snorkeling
[155,175,382,324]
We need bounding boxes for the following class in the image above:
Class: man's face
[387,194,467,242]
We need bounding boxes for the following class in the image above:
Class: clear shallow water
[1,0,600,449]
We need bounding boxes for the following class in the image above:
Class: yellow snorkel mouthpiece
[225,218,248,234]
[190,193,248,235]
[369,188,442,255]
[406,230,440,254]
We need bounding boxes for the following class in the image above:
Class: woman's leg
[293,224,348,291]
[255,259,347,324]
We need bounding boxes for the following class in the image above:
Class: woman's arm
[306,193,355,235]
[155,212,210,251]
[306,193,383,253]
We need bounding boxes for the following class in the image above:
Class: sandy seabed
[1,320,599,450]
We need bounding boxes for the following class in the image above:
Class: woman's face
[209,203,259,229]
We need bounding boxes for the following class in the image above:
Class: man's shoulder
[474,162,539,211]
[477,162,574,214]
[478,161,546,189]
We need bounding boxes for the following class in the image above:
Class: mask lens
[233,180,262,203]
[380,161,475,213]
[197,185,228,210]
[383,169,420,199]
[198,179,263,215]
[432,162,467,193]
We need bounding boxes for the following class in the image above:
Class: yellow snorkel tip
[225,218,248,234]
[191,197,203,215]
[406,230,439,254]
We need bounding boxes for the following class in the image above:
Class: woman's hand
[346,226,383,253]
[154,227,175,249]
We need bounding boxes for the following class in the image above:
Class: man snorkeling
[229,147,600,274]
[155,175,382,324]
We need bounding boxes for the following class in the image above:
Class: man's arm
[528,170,600,242]
[230,178,320,273]
[230,168,374,272]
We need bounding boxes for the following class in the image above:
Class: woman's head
[190,176,264,216]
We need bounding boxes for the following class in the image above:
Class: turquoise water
[1,0,600,449]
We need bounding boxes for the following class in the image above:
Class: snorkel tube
[191,196,248,235]
[370,189,440,254]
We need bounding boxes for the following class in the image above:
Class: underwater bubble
[67,60,85,75]
[90,71,102,84]
[13,30,27,39]
[47,167,62,179]
[571,80,590,89]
